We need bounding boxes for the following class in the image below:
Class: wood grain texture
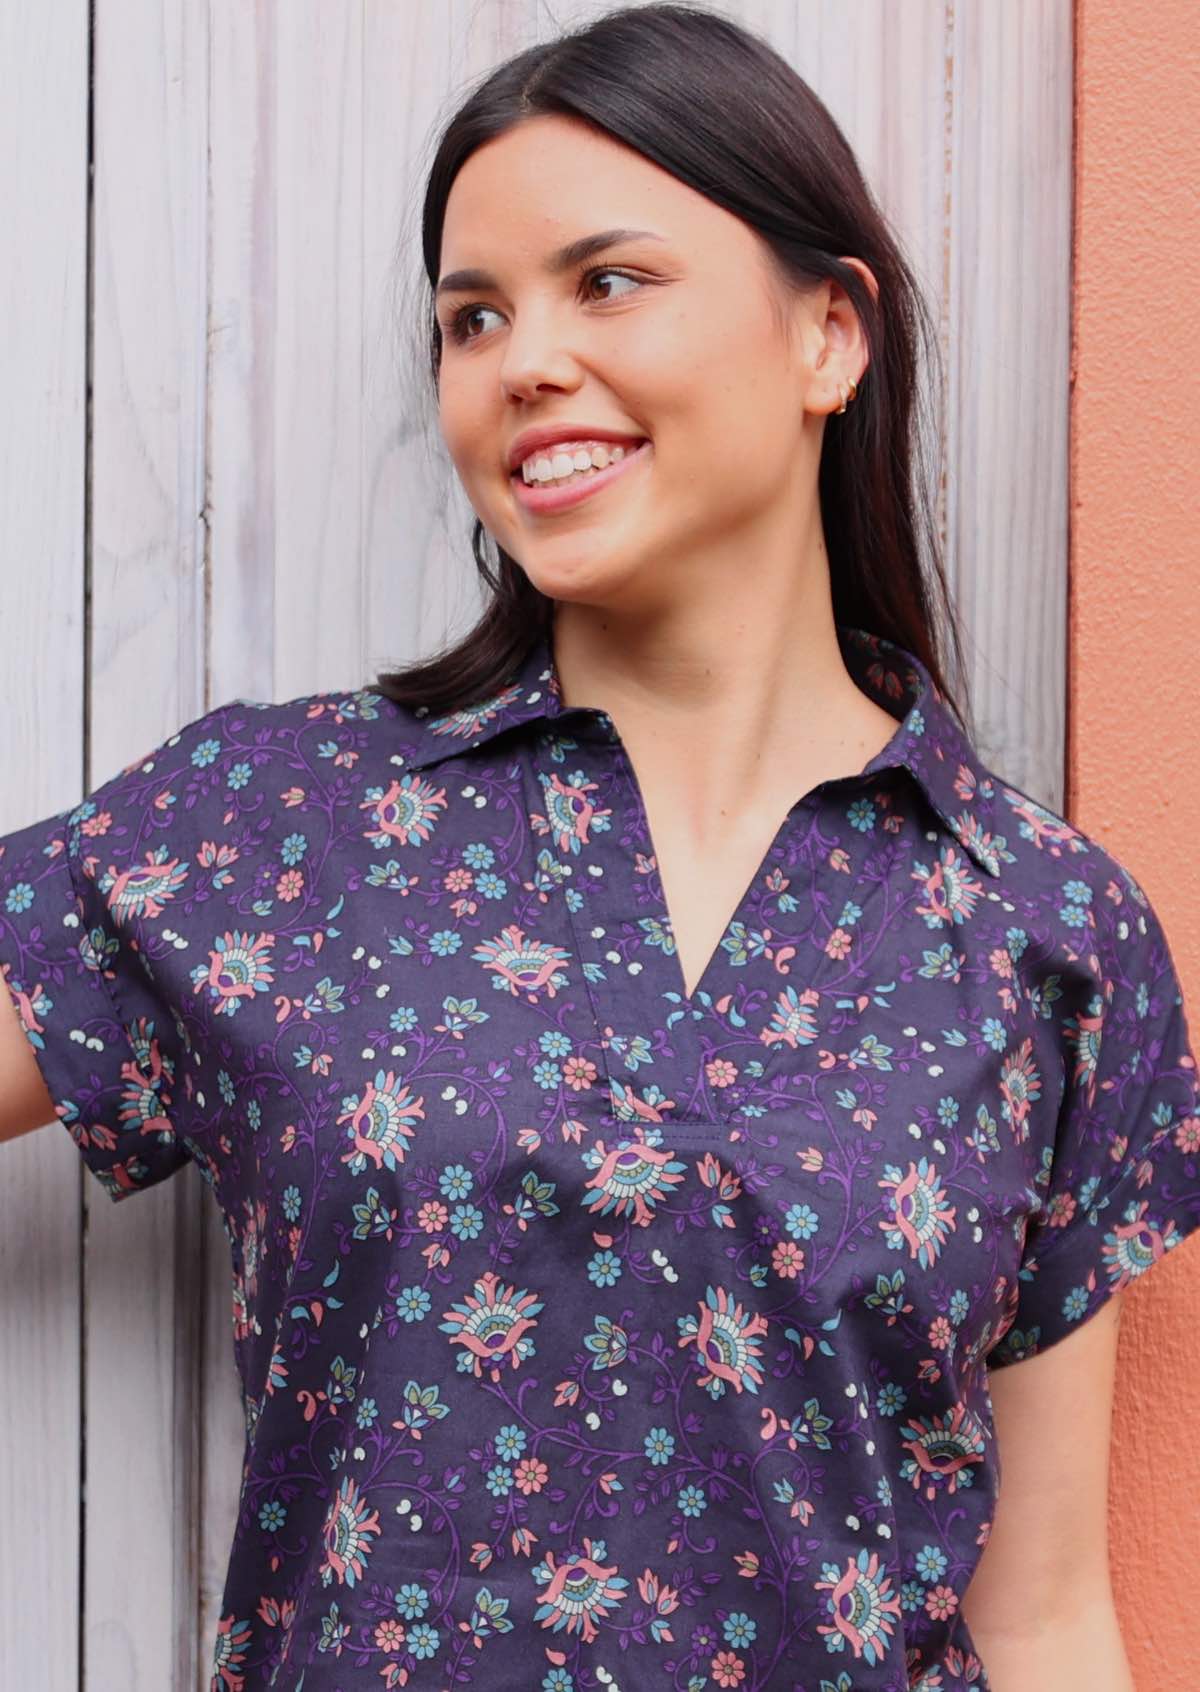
[0,3,1072,1683]
[83,0,211,1685]
[0,3,89,1688]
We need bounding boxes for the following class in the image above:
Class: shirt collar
[401,624,1003,877]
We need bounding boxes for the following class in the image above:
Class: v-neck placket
[537,699,901,1140]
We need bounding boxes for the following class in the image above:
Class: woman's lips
[511,439,652,515]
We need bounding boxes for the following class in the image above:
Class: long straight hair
[375,1,970,733]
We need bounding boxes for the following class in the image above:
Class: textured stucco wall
[1071,1,1200,1683]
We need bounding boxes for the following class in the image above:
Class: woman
[1,5,1195,1687]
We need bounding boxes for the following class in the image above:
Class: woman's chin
[522,550,666,614]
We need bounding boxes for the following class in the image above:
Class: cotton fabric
[2,624,1197,1691]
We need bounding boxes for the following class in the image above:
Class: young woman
[1,6,1196,1688]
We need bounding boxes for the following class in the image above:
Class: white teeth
[520,440,638,484]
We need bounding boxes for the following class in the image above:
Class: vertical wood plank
[947,0,1074,804]
[83,0,211,1686]
[197,7,276,1667]
[0,3,89,1688]
[775,0,953,690]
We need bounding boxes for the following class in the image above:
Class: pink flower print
[950,810,1001,871]
[424,680,524,744]
[581,1135,687,1227]
[814,1548,903,1666]
[533,1540,627,1643]
[898,1403,987,1500]
[705,1056,738,1090]
[473,923,572,1001]
[275,867,303,901]
[80,809,113,838]
[1176,1115,1200,1153]
[925,1583,959,1620]
[538,769,611,853]
[101,848,190,924]
[711,1650,747,1686]
[912,844,984,928]
[320,1475,381,1587]
[1002,786,1085,855]
[210,1613,253,1690]
[360,774,448,849]
[696,1151,743,1206]
[761,985,821,1049]
[1101,1199,1181,1289]
[198,838,239,869]
[439,1270,544,1383]
[678,1284,769,1398]
[562,1054,598,1090]
[255,1593,296,1630]
[374,1618,406,1651]
[514,1456,548,1495]
[3,970,48,1046]
[928,1315,953,1350]
[878,1157,957,1269]
[417,1200,448,1233]
[606,1076,673,1128]
[953,761,986,804]
[193,930,276,1017]
[634,1566,682,1639]
[1046,1191,1077,1229]
[824,927,852,960]
[989,945,1014,979]
[1065,993,1106,1109]
[999,1036,1042,1141]
[117,1023,174,1137]
[337,1068,424,1175]
[772,1239,805,1279]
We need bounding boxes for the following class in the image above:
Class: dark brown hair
[375,1,970,732]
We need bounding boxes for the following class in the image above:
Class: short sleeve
[0,712,230,1202]
[988,857,1200,1367]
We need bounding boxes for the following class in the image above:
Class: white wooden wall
[0,2,1072,1684]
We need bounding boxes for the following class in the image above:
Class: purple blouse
[2,624,1197,1691]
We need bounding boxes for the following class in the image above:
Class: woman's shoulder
[78,682,418,800]
[967,757,1179,987]
[143,681,411,753]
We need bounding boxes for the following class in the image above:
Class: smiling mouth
[510,439,653,513]
[509,438,649,486]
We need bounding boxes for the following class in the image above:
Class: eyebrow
[435,227,667,298]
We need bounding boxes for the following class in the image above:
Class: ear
[814,257,875,412]
[789,258,874,418]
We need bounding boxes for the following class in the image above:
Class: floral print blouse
[1,623,1198,1692]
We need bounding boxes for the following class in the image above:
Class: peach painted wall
[1071,1,1200,1684]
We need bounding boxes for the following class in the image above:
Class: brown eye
[443,266,642,346]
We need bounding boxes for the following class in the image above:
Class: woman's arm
[969,1598,1133,1690]
[0,968,55,1144]
[963,1294,1135,1690]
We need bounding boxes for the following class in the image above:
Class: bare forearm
[970,1600,1136,1692]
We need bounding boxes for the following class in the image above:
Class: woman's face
[435,113,849,617]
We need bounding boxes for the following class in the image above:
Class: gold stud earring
[836,378,859,415]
